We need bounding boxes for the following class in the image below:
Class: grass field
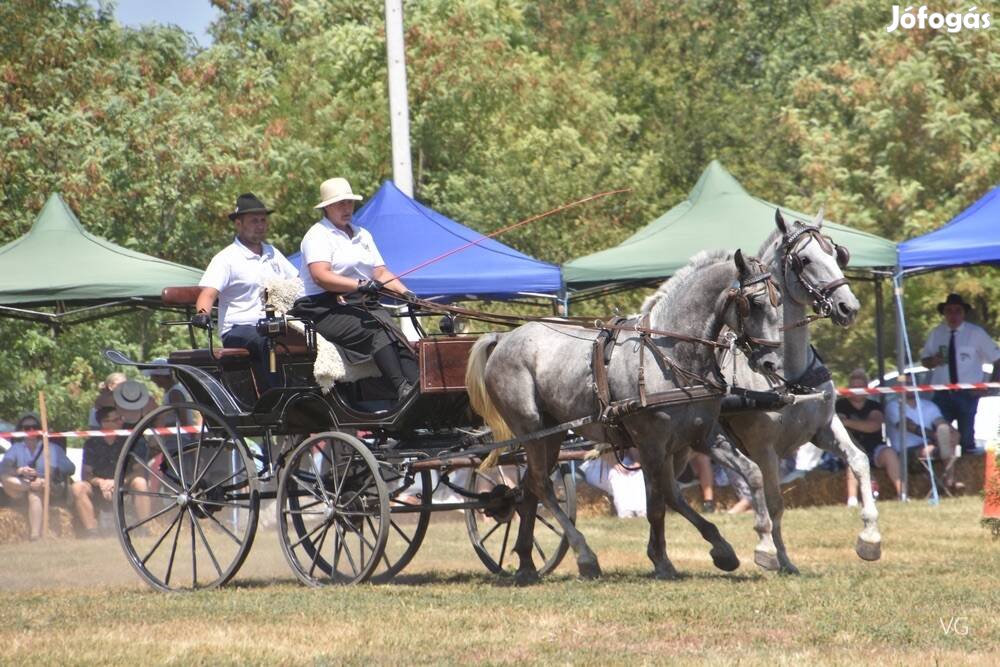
[1,496,998,665]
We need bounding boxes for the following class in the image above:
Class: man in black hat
[194,194,299,387]
[920,293,1000,455]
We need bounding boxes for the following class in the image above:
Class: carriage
[105,287,583,592]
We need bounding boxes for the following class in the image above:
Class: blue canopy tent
[288,181,562,301]
[898,184,1000,272]
[892,184,1000,500]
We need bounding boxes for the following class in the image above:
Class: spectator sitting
[836,369,901,506]
[89,371,127,428]
[71,406,150,538]
[0,412,76,541]
[580,447,647,518]
[112,380,157,428]
[884,391,962,493]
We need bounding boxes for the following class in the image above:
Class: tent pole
[385,0,414,197]
[874,275,886,408]
[894,268,908,501]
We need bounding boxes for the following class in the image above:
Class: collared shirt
[920,321,1000,384]
[199,237,299,335]
[884,399,944,451]
[82,436,144,480]
[299,218,385,297]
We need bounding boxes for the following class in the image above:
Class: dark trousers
[932,390,980,453]
[222,325,280,390]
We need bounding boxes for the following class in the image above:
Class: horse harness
[781,223,851,326]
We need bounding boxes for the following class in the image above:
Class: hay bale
[0,505,77,544]
[575,481,614,517]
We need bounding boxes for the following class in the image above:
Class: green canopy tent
[564,160,897,291]
[0,193,203,326]
[562,160,899,380]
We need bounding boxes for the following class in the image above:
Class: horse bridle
[781,224,850,318]
[723,259,782,359]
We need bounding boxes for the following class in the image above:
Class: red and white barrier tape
[0,426,201,439]
[4,383,998,438]
[836,382,1000,397]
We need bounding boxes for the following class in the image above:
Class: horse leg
[661,448,740,573]
[640,449,677,580]
[510,482,541,586]
[521,435,602,579]
[707,429,779,571]
[754,445,798,574]
[813,417,882,561]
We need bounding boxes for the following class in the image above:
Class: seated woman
[0,412,76,541]
[291,177,419,402]
[836,369,901,505]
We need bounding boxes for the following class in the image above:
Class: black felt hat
[937,293,972,314]
[228,193,273,220]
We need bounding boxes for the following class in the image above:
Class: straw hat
[314,178,363,209]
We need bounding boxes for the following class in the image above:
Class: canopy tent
[898,184,1000,272]
[289,181,562,301]
[563,161,897,290]
[890,183,1000,498]
[0,193,203,325]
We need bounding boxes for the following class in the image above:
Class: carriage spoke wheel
[278,432,390,586]
[465,461,576,576]
[368,466,432,583]
[114,402,259,592]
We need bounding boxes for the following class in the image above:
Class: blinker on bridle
[782,223,850,318]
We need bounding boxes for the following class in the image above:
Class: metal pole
[874,276,886,407]
[894,269,908,501]
[385,0,413,197]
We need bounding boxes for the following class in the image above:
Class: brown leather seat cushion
[161,286,202,306]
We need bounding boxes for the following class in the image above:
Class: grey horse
[465,250,783,583]
[718,210,880,575]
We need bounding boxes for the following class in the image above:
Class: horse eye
[800,257,811,266]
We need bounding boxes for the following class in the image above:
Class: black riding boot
[372,344,414,400]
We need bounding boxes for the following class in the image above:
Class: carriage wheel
[370,467,433,583]
[465,461,576,576]
[114,402,259,592]
[277,432,390,586]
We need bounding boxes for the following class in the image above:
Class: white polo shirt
[299,218,385,297]
[920,321,1000,384]
[885,398,944,450]
[199,238,299,335]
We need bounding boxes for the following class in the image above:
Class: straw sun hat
[314,178,363,209]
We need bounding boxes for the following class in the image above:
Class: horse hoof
[578,560,602,580]
[710,546,740,572]
[753,549,780,572]
[856,538,882,562]
[778,563,801,576]
[653,566,680,581]
[513,569,540,587]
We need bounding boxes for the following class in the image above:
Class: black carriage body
[147,336,480,441]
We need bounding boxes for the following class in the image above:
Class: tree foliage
[1,0,998,422]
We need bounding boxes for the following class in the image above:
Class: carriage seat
[168,348,250,364]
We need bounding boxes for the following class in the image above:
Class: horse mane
[640,249,731,315]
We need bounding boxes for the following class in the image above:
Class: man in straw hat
[290,178,418,402]
[194,193,299,387]
[920,293,1000,455]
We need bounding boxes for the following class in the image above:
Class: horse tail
[465,333,515,465]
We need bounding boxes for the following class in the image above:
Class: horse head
[724,249,783,376]
[774,208,860,326]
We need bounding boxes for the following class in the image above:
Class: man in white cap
[291,178,418,401]
[194,193,299,388]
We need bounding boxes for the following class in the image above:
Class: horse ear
[775,209,787,234]
[734,248,748,274]
[813,204,825,228]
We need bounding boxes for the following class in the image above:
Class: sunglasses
[20,423,41,430]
